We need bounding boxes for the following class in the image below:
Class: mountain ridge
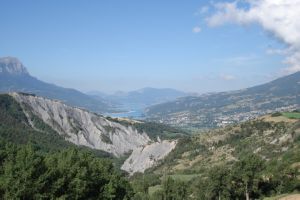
[91,87,189,107]
[0,57,29,75]
[0,57,116,113]
[145,71,300,129]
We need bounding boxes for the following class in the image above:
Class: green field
[169,174,200,182]
[282,112,300,119]
[148,185,162,195]
[148,174,200,195]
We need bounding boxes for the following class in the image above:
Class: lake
[105,104,146,119]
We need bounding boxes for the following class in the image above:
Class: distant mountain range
[0,56,190,116]
[145,71,300,129]
[89,87,188,106]
[0,57,116,113]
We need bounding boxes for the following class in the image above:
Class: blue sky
[0,0,288,93]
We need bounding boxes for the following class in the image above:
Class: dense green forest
[0,141,133,199]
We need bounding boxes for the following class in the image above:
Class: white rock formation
[10,93,177,174]
[121,140,177,174]
[11,92,150,156]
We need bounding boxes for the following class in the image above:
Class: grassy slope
[283,112,300,119]
[141,114,300,195]
[133,114,299,199]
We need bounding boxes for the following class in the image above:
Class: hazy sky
[1,0,298,93]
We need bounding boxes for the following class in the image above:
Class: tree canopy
[0,142,133,199]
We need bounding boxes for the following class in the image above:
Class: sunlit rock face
[121,140,177,174]
[10,93,176,173]
[11,92,151,156]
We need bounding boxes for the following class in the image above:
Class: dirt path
[279,194,300,200]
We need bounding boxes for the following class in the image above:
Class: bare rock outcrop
[10,92,176,174]
[121,140,177,174]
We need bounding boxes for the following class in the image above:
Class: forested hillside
[1,93,299,199]
[129,114,300,199]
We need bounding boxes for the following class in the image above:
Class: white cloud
[225,55,258,66]
[219,74,236,81]
[193,26,202,33]
[283,51,300,73]
[206,0,300,74]
[266,48,288,55]
[195,6,209,15]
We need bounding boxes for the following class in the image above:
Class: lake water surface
[105,104,145,119]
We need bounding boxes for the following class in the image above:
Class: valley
[92,87,189,119]
[2,1,300,199]
[1,91,299,199]
[105,103,146,119]
[0,57,299,199]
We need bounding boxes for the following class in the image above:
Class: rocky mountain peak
[0,57,29,75]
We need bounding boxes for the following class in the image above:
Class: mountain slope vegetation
[0,140,133,199]
[129,114,300,199]
[1,94,299,199]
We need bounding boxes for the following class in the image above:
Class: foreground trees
[194,153,300,200]
[129,151,299,200]
[1,140,298,199]
[0,143,133,199]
